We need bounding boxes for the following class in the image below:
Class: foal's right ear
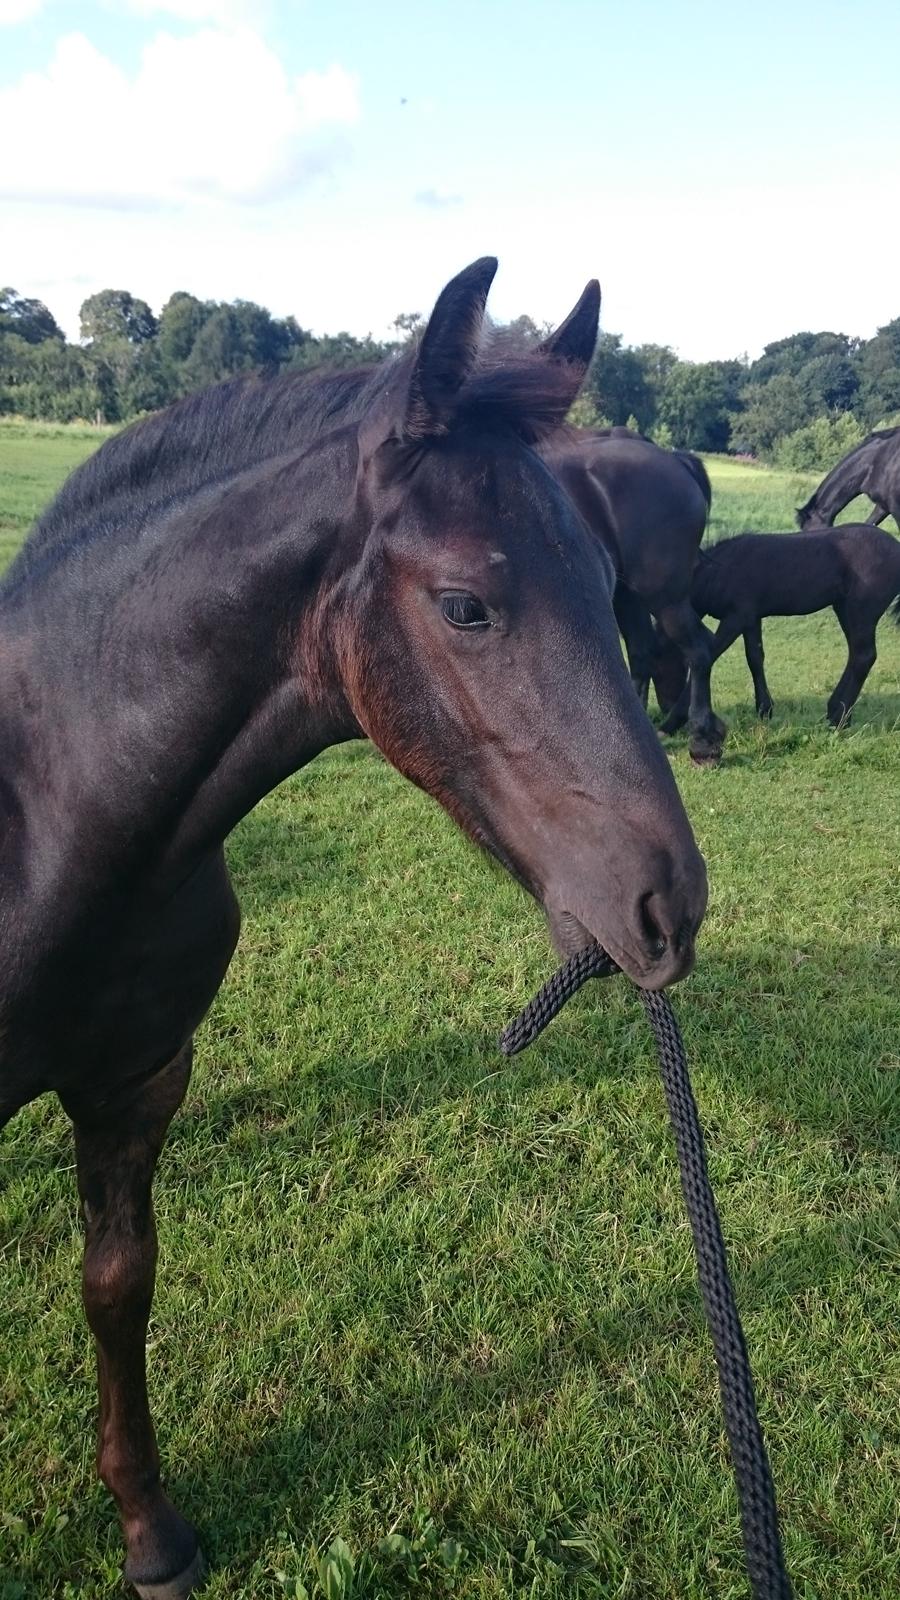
[539,280,601,379]
[403,256,498,439]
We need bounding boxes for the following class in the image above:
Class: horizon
[2,1,900,359]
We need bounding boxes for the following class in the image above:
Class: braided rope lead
[500,946,792,1600]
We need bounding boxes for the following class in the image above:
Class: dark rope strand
[500,946,791,1600]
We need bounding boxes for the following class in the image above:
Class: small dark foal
[654,524,900,728]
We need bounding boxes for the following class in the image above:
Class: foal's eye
[440,592,491,630]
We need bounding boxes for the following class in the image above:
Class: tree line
[2,284,899,468]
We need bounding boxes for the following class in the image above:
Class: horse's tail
[674,449,712,510]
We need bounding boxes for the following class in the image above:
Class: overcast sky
[2,0,899,358]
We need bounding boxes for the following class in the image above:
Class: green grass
[0,418,117,573]
[705,455,899,540]
[1,426,899,1600]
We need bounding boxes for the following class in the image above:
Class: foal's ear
[403,256,498,439]
[539,280,601,392]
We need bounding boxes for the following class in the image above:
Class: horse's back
[580,437,709,600]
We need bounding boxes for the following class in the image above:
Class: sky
[2,0,899,359]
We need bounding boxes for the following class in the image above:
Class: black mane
[4,332,578,595]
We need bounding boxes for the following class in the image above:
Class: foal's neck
[2,441,362,894]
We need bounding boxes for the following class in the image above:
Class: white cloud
[0,28,359,207]
[123,0,265,23]
[0,0,264,22]
[0,0,43,23]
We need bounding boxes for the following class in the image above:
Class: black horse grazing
[541,429,724,761]
[0,260,707,1598]
[654,525,900,727]
[796,426,900,529]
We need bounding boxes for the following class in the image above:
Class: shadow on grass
[654,690,900,753]
[166,933,900,1161]
[5,924,898,1591]
[224,799,366,914]
[15,1185,896,1593]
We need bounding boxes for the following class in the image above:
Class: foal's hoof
[688,733,724,766]
[132,1548,207,1600]
[757,702,774,720]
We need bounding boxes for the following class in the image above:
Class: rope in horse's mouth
[500,946,792,1600]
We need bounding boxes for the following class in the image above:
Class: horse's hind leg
[614,585,656,708]
[61,1044,205,1599]
[743,621,774,718]
[655,601,728,762]
[827,604,878,727]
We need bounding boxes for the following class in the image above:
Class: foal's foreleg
[743,620,774,718]
[866,504,889,527]
[655,601,727,761]
[827,606,878,727]
[658,610,746,752]
[63,1045,205,1600]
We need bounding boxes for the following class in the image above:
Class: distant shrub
[567,393,613,430]
[774,412,865,471]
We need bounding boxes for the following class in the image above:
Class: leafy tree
[749,330,854,384]
[157,292,214,367]
[858,317,900,423]
[584,332,654,430]
[392,311,424,342]
[0,287,63,345]
[657,360,745,451]
[504,313,545,344]
[80,289,158,346]
[774,413,865,471]
[633,342,678,416]
[730,373,809,457]
[122,341,179,415]
[796,353,859,415]
[5,271,900,468]
[0,335,101,421]
[181,301,308,388]
[287,330,390,371]
[566,392,613,430]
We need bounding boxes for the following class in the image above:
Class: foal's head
[330,260,706,987]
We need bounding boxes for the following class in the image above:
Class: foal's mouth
[546,906,697,991]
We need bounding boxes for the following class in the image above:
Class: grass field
[1,424,899,1600]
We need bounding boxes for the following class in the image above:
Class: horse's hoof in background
[688,737,723,766]
[756,701,774,719]
[131,1549,207,1600]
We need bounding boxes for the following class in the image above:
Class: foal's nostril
[638,893,669,960]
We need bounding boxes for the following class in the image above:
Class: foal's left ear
[539,280,601,392]
[403,256,498,439]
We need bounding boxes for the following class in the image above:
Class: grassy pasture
[0,424,899,1600]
